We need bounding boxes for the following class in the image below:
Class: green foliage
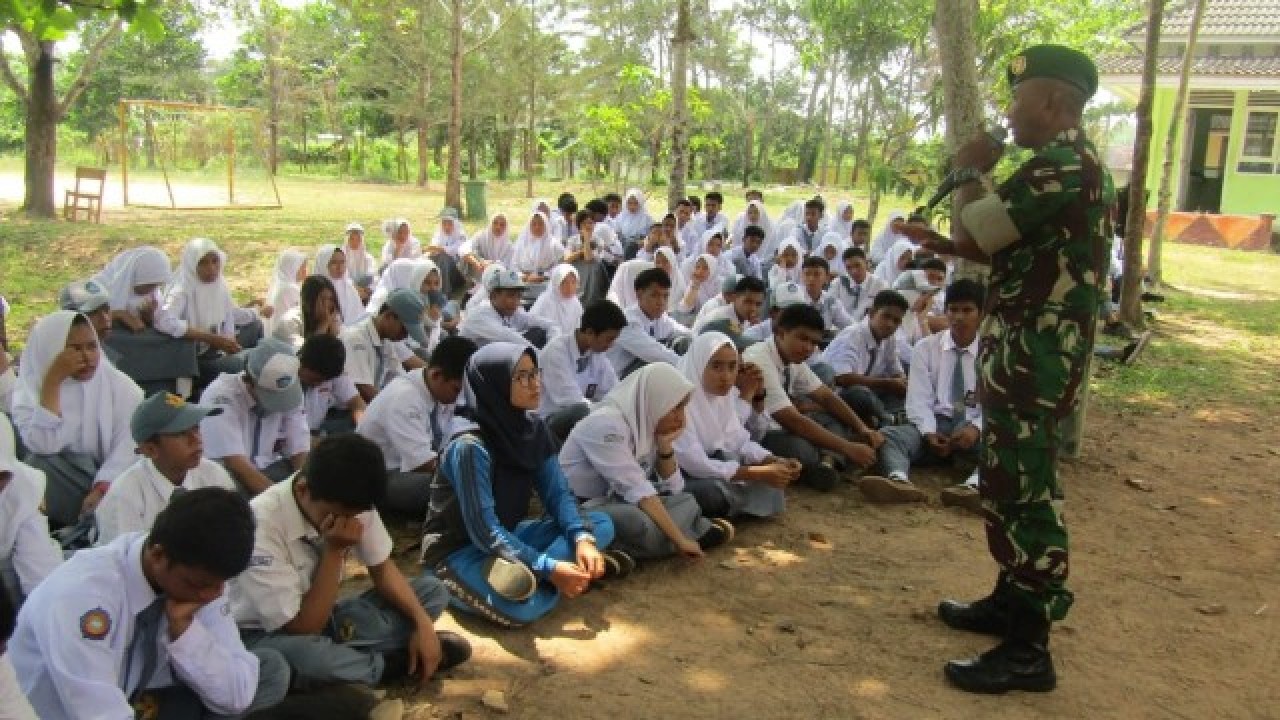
[1,0,164,41]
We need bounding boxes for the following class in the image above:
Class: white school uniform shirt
[830,274,887,320]
[302,375,359,431]
[94,458,238,544]
[0,366,16,414]
[895,309,931,367]
[0,654,37,720]
[692,302,757,336]
[200,373,310,470]
[571,226,623,265]
[742,337,825,431]
[11,533,260,719]
[537,332,618,416]
[606,305,687,374]
[560,409,685,503]
[728,246,763,280]
[230,480,393,632]
[458,303,557,348]
[357,369,454,472]
[0,465,61,596]
[823,318,904,379]
[807,288,855,331]
[791,223,824,254]
[673,387,770,482]
[906,331,982,435]
[340,317,415,391]
[688,211,728,248]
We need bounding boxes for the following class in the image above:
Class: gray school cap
[59,279,110,314]
[721,273,741,294]
[384,289,429,347]
[486,268,528,291]
[130,391,222,444]
[770,281,808,311]
[245,338,304,414]
[439,207,460,220]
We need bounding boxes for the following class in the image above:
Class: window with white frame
[1238,110,1278,174]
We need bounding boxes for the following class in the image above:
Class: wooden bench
[63,166,106,223]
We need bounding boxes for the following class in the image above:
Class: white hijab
[614,188,653,241]
[870,211,907,265]
[381,218,422,264]
[265,249,309,326]
[681,253,721,310]
[11,311,141,465]
[467,212,514,266]
[875,239,916,285]
[341,229,375,280]
[816,232,847,277]
[314,245,365,325]
[830,201,854,242]
[769,239,805,286]
[167,238,236,334]
[93,246,171,311]
[731,199,773,247]
[599,362,693,461]
[529,264,582,335]
[512,211,560,274]
[781,200,805,224]
[431,216,468,250]
[606,259,655,309]
[676,332,751,456]
[366,258,437,315]
[653,246,685,313]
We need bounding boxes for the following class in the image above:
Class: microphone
[925,126,1008,211]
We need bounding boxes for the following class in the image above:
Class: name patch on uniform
[250,554,273,567]
[80,607,111,640]
[602,433,624,444]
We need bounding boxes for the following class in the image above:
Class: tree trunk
[495,114,513,181]
[444,0,464,210]
[667,0,692,210]
[397,126,408,183]
[416,122,430,188]
[1149,0,1205,288]
[797,64,828,182]
[742,113,754,188]
[850,80,875,187]
[22,42,59,218]
[263,24,282,175]
[816,61,840,185]
[933,0,988,284]
[1120,0,1166,329]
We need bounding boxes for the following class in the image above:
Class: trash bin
[463,180,487,222]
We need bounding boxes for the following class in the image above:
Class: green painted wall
[1143,87,1280,216]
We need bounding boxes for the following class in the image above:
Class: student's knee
[409,572,451,619]
[249,648,292,711]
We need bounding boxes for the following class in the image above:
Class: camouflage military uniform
[977,127,1114,623]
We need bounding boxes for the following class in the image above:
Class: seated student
[860,280,986,506]
[11,311,141,528]
[830,247,887,321]
[694,275,766,344]
[274,274,343,352]
[200,339,309,495]
[365,258,435,315]
[895,257,951,325]
[459,270,557,349]
[675,254,721,320]
[730,200,772,249]
[538,300,625,444]
[689,191,729,241]
[823,290,909,429]
[742,304,881,491]
[262,249,309,337]
[341,288,430,403]
[59,279,120,365]
[673,333,800,520]
[602,192,624,231]
[163,238,251,390]
[849,219,873,252]
[874,238,915,287]
[10,488,289,719]
[582,199,625,267]
[530,264,583,336]
[791,197,827,253]
[606,267,692,378]
[768,240,803,288]
[652,247,686,313]
[425,208,468,297]
[690,273,739,329]
[801,256,855,339]
[730,224,766,282]
[0,414,61,605]
[683,230,733,287]
[830,201,854,242]
[461,213,514,288]
[341,222,378,292]
[511,211,565,303]
[634,222,668,262]
[96,391,239,544]
[561,363,732,562]
[894,282,942,372]
[817,233,848,277]
[564,210,614,306]
[298,334,365,438]
[613,189,654,258]
[313,245,366,326]
[92,246,200,396]
[380,218,423,270]
[423,343,621,628]
[673,198,699,258]
[231,434,471,688]
[556,193,579,242]
[357,336,476,516]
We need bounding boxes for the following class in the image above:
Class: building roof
[1097,54,1280,78]
[1125,0,1280,40]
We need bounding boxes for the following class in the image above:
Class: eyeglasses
[513,368,542,387]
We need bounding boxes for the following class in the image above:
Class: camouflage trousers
[979,404,1074,623]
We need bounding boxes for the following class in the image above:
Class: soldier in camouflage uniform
[904,44,1114,694]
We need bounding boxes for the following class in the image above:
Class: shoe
[938,596,1009,636]
[483,556,537,602]
[436,630,472,672]
[940,484,984,515]
[944,639,1057,694]
[1122,330,1152,366]
[602,549,636,579]
[698,518,735,551]
[800,463,839,492]
[380,648,410,683]
[857,475,927,504]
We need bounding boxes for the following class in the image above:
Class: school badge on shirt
[80,607,111,640]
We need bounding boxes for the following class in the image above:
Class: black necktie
[865,345,878,375]
[429,403,443,452]
[125,597,166,701]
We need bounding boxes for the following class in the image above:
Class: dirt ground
[365,390,1278,720]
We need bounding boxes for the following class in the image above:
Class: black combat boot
[943,605,1057,694]
[937,574,1011,637]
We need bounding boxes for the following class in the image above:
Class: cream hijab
[875,239,916,285]
[529,264,583,335]
[167,238,236,334]
[598,362,693,461]
[314,245,365,325]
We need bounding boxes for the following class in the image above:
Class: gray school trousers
[571,259,611,306]
[760,412,852,491]
[839,385,904,428]
[242,573,450,688]
[149,647,290,720]
[24,450,96,529]
[878,414,981,479]
[586,493,710,561]
[383,470,432,517]
[105,326,199,396]
[684,475,786,520]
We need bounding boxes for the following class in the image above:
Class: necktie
[851,283,862,311]
[169,485,187,500]
[576,353,590,373]
[951,347,968,424]
[250,407,265,463]
[781,364,792,396]
[125,597,166,701]
[865,345,879,375]
[373,344,385,389]
[648,323,655,337]
[429,403,443,452]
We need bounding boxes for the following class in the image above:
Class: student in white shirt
[673,198,700,259]
[273,274,343,352]
[312,244,366,326]
[561,363,733,562]
[461,213,514,288]
[262,248,309,337]
[0,414,60,604]
[607,267,692,378]
[791,197,827,254]
[10,488,289,719]
[230,435,471,687]
[687,191,728,244]
[59,278,120,365]
[673,333,799,520]
[730,224,766,281]
[743,304,880,491]
[874,238,916,287]
[582,198,625,267]
[380,218,423,269]
[340,222,378,291]
[96,392,238,544]
[613,188,654,255]
[163,238,248,386]
[357,336,476,515]
[652,247,686,314]
[538,300,626,444]
[10,311,142,528]
[364,257,438,317]
[676,253,721,320]
[297,334,365,438]
[730,199,773,251]
[861,280,986,506]
[689,272,739,330]
[511,211,565,303]
[459,269,557,349]
[850,219,873,254]
[565,210,616,306]
[801,255,855,337]
[425,209,466,298]
[830,247,887,320]
[869,211,908,267]
[200,339,309,496]
[768,240,803,288]
[341,289,430,402]
[815,233,847,278]
[529,264,583,336]
[824,290,909,429]
[694,276,767,347]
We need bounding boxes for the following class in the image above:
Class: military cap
[1007,44,1098,99]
